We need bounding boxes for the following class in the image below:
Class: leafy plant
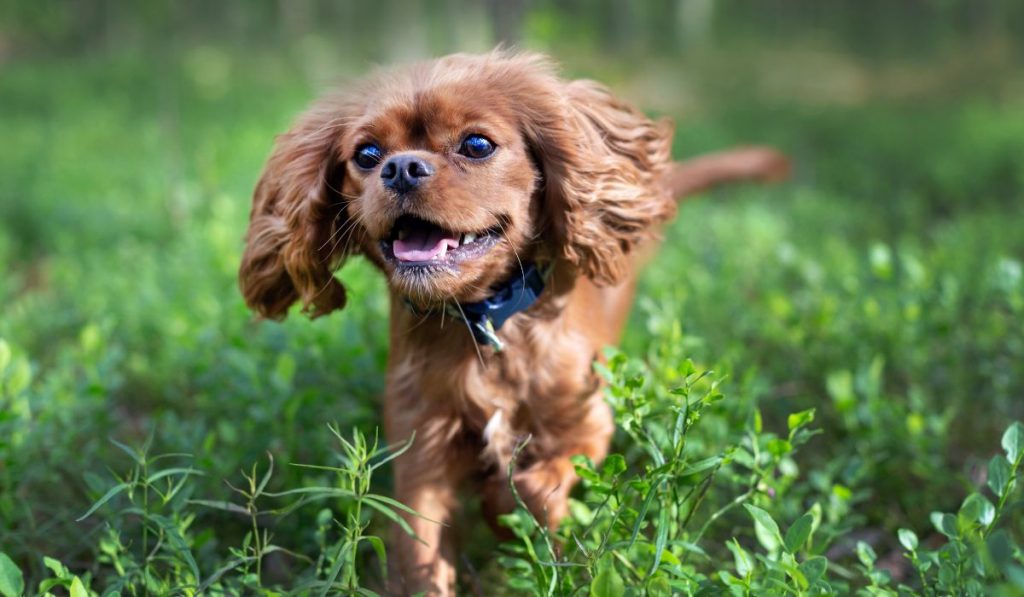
[71,427,419,595]
[892,421,1024,596]
[497,348,825,594]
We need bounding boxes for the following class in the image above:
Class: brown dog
[239,50,787,594]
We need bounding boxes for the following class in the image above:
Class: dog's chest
[416,324,599,445]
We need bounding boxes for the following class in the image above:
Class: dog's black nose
[381,155,434,194]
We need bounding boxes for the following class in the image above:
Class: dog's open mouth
[381,215,500,266]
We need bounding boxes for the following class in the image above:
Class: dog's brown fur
[239,50,788,594]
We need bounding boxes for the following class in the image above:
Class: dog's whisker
[451,300,486,367]
[494,219,526,288]
[319,211,364,258]
[405,308,434,333]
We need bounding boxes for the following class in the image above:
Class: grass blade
[76,482,131,521]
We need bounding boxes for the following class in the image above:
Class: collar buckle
[473,317,505,352]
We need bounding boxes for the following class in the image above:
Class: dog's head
[239,51,675,318]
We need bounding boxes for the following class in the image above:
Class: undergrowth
[2,339,1022,595]
[3,8,1024,596]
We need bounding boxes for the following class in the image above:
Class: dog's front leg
[385,402,465,596]
[481,395,614,533]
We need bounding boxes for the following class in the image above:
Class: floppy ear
[525,77,676,285]
[239,98,358,319]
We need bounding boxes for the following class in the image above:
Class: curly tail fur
[665,146,791,200]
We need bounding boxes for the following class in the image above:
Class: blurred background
[1,0,1023,592]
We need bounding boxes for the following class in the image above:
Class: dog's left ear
[524,78,677,285]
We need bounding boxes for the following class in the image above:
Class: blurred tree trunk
[488,0,526,46]
[227,0,250,39]
[606,0,634,53]
[72,0,110,50]
[677,0,715,48]
[279,0,313,40]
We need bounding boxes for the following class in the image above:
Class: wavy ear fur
[239,99,356,319]
[519,65,676,285]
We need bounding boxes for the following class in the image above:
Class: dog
[239,50,788,594]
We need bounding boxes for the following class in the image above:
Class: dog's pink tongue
[394,227,459,262]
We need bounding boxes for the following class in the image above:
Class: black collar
[404,263,549,351]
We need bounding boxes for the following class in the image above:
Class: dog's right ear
[239,98,358,320]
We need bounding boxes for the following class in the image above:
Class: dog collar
[404,263,550,352]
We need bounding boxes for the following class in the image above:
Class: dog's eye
[458,135,495,159]
[354,143,384,170]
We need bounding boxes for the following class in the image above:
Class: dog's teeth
[463,232,477,245]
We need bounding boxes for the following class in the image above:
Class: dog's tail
[664,146,791,200]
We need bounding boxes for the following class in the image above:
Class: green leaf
[1003,422,1024,463]
[362,498,425,543]
[187,499,250,515]
[601,454,627,478]
[364,536,388,580]
[507,577,536,591]
[649,506,670,576]
[930,512,957,538]
[42,556,68,578]
[784,513,814,554]
[69,576,88,597]
[767,438,792,457]
[261,486,356,499]
[988,455,1011,497]
[938,562,956,586]
[647,576,672,597]
[320,541,349,597]
[800,556,828,583]
[727,539,753,578]
[146,467,204,484]
[574,465,601,484]
[744,504,782,552]
[987,529,1014,570]
[897,528,919,551]
[0,552,24,597]
[787,408,816,432]
[719,570,745,589]
[679,456,722,476]
[149,514,201,583]
[365,493,435,520]
[255,453,274,497]
[76,482,131,521]
[590,563,625,597]
[960,493,995,527]
[108,438,144,465]
[958,492,982,524]
[784,559,809,591]
[37,579,68,594]
[856,541,877,567]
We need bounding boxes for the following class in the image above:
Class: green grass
[1,32,1024,596]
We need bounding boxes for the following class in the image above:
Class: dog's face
[239,51,675,319]
[339,84,539,305]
